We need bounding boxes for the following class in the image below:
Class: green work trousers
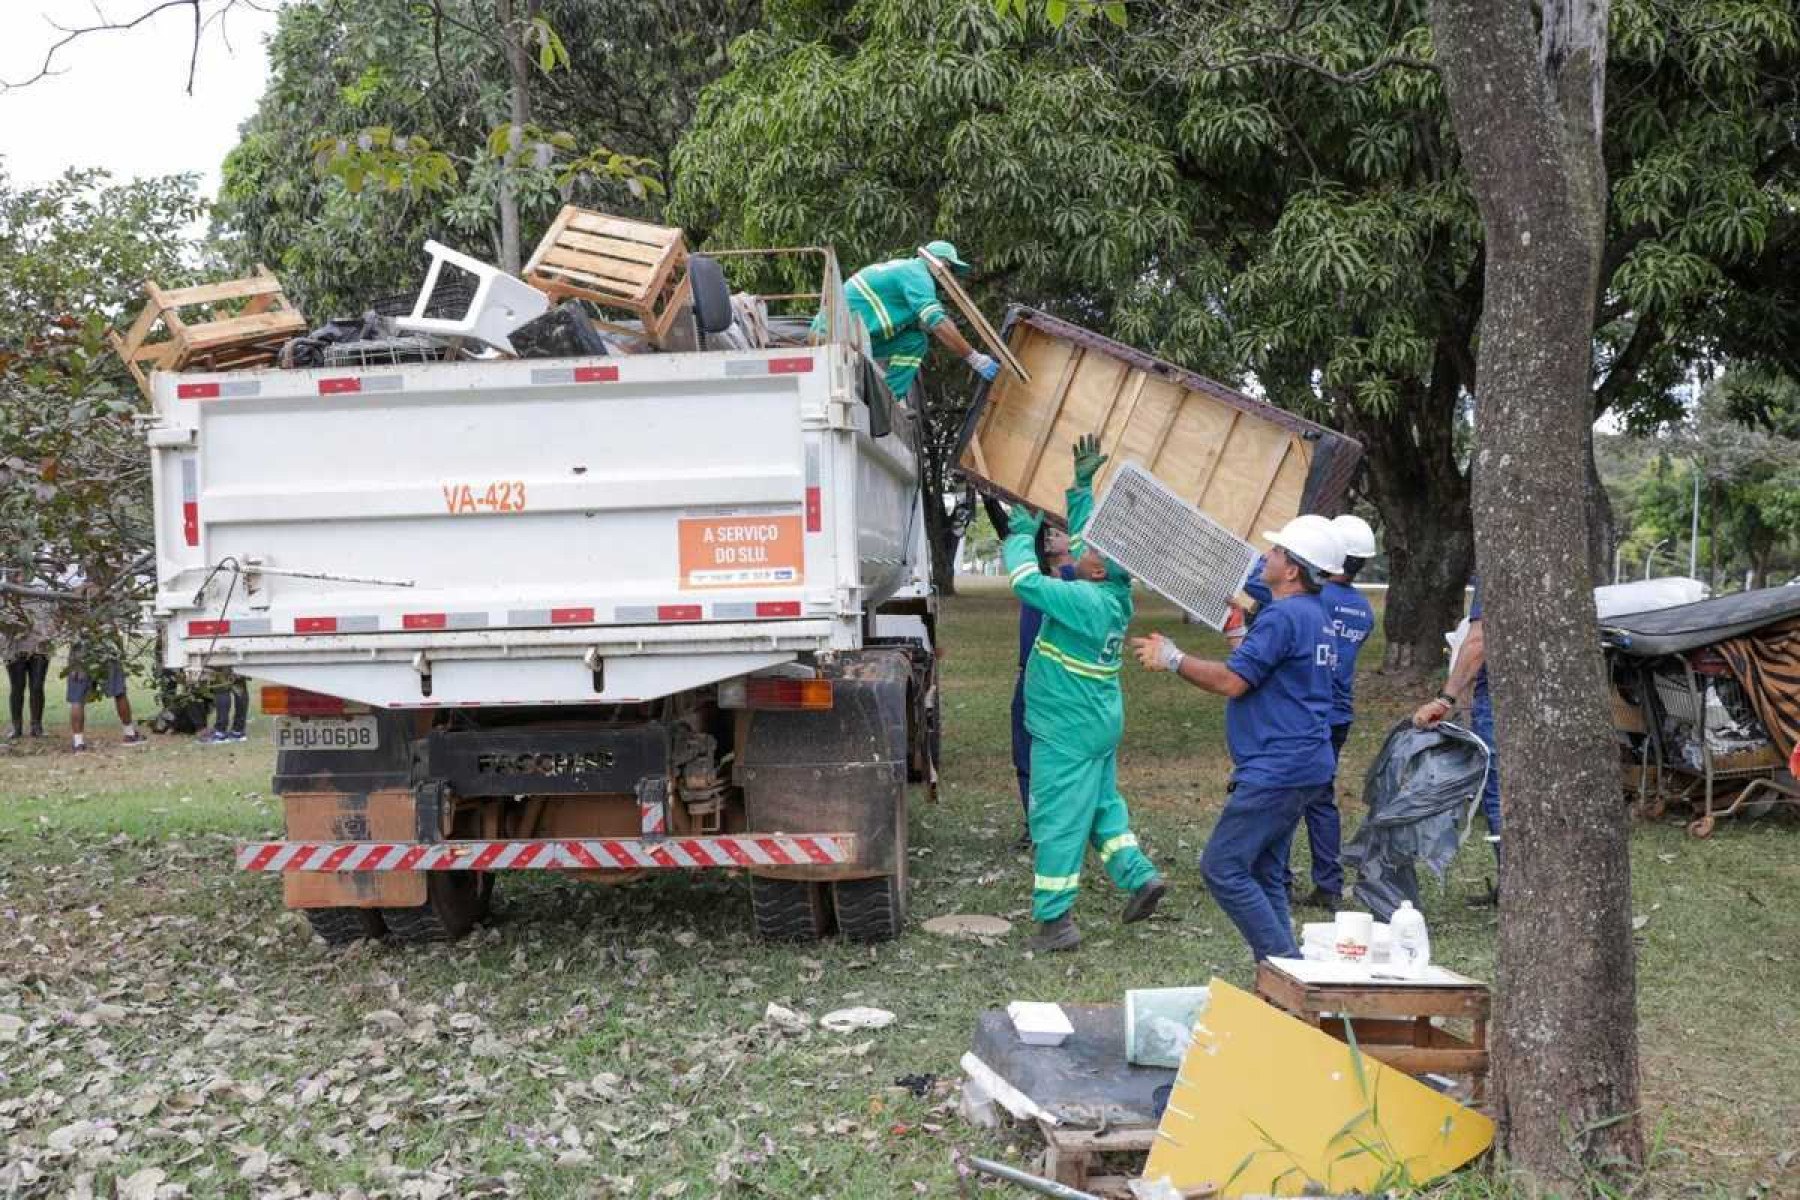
[1028,738,1157,921]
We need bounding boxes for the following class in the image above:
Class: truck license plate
[276,716,379,752]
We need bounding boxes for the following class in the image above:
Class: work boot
[29,724,43,737]
[1027,915,1081,953]
[1466,878,1500,909]
[5,725,18,741]
[1122,875,1167,924]
[1011,829,1032,852]
[1297,886,1343,912]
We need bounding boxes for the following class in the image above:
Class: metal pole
[1644,538,1668,580]
[1613,544,1624,584]
[966,1155,1104,1200]
[1689,462,1701,579]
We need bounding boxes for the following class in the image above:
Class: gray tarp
[1602,586,1800,657]
[1342,721,1491,921]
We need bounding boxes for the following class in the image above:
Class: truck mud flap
[740,649,910,880]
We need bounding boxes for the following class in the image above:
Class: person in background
[1287,514,1379,911]
[986,497,1075,849]
[5,601,52,740]
[1130,515,1344,963]
[1005,436,1166,952]
[67,652,145,752]
[813,241,1000,398]
[1413,580,1499,904]
[197,671,250,744]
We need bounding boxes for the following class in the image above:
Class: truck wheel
[833,872,906,943]
[750,878,835,942]
[302,907,386,946]
[381,874,489,943]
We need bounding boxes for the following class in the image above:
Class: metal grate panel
[1084,462,1257,630]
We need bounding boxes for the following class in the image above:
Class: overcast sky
[0,1,283,196]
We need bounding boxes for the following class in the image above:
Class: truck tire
[750,877,835,942]
[381,875,488,943]
[832,872,906,943]
[303,907,386,946]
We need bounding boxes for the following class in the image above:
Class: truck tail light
[744,677,833,711]
[262,686,368,717]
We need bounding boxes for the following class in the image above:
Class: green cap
[922,239,972,274]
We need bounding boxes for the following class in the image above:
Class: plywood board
[959,308,1363,541]
[1145,979,1493,1196]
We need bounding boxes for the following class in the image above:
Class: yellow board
[1145,980,1494,1196]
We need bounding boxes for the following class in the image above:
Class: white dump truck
[147,248,937,944]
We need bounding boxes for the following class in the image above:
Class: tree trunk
[921,488,959,596]
[1348,367,1475,676]
[1430,0,1644,1188]
[1584,426,1615,582]
[496,0,536,275]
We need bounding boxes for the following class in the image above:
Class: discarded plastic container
[1390,901,1432,979]
[1125,986,1211,1068]
[1006,1001,1074,1046]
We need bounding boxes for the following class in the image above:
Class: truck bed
[149,343,921,707]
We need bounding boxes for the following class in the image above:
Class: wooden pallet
[110,266,307,398]
[523,206,691,343]
[1037,1120,1177,1198]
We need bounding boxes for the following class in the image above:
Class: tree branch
[1,0,271,94]
[1593,312,1663,417]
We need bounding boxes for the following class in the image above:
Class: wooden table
[1254,960,1491,1105]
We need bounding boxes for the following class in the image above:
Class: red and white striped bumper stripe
[236,834,855,872]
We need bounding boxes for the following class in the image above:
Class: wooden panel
[563,209,682,248]
[1197,415,1291,539]
[181,310,306,351]
[541,243,655,286]
[555,226,670,266]
[919,249,1028,382]
[960,312,1356,538]
[159,273,285,308]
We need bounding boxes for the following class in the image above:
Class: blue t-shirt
[1320,580,1374,727]
[1223,592,1335,789]
[1467,584,1490,716]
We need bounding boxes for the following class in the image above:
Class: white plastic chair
[393,240,550,356]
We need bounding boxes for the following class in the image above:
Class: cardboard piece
[1145,980,1493,1196]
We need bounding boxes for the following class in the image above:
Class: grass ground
[1,583,1796,1198]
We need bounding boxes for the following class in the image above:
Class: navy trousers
[1203,783,1325,961]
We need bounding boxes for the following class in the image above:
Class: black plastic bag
[1342,720,1490,920]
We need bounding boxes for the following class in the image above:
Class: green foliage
[1610,371,1800,587]
[0,169,211,660]
[216,0,759,314]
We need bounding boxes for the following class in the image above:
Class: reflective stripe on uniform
[918,301,947,327]
[1098,832,1138,862]
[886,354,924,367]
[1009,562,1038,585]
[1034,636,1119,681]
[1034,872,1081,892]
[850,275,895,338]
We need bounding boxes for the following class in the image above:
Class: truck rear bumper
[238,833,856,873]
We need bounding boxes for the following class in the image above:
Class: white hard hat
[1330,514,1377,559]
[1261,514,1347,577]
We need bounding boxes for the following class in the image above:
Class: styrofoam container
[1006,1001,1074,1046]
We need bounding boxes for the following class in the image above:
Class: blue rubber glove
[966,351,1000,382]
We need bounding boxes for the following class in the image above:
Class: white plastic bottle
[1390,901,1432,979]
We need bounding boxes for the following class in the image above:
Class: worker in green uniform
[1003,435,1166,952]
[813,240,999,399]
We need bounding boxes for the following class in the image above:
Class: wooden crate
[109,266,307,398]
[1254,960,1491,1106]
[1036,1119,1164,1198]
[523,206,691,342]
[956,308,1363,544]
